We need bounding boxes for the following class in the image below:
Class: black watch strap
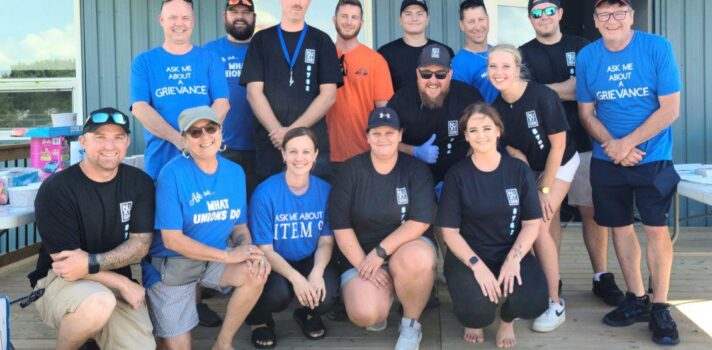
[375,245,389,259]
[88,254,100,274]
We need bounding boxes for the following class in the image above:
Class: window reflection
[497,5,535,47]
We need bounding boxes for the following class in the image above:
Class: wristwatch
[468,255,479,268]
[540,186,550,194]
[88,254,100,274]
[375,245,389,259]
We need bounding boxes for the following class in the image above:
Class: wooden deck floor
[2,226,712,350]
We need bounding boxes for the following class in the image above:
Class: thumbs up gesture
[413,134,439,164]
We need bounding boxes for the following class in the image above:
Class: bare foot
[496,321,516,348]
[464,327,484,343]
[251,324,274,348]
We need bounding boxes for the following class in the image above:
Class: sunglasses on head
[184,122,220,139]
[227,0,252,5]
[418,69,449,80]
[88,112,128,126]
[530,6,558,19]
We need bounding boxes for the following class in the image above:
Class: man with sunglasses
[378,0,455,92]
[28,108,156,349]
[576,0,682,345]
[327,0,394,169]
[130,0,230,180]
[519,0,627,317]
[241,0,342,183]
[204,0,258,199]
[451,0,499,104]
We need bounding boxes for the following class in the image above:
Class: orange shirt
[327,44,394,162]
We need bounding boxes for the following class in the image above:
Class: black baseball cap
[367,107,400,131]
[418,43,451,68]
[400,0,428,14]
[226,0,254,11]
[83,107,131,135]
[594,0,633,8]
[528,0,561,12]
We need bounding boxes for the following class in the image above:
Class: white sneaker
[532,298,566,332]
[365,319,387,332]
[395,318,422,350]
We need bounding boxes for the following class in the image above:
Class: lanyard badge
[277,24,308,87]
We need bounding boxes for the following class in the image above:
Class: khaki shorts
[568,151,594,207]
[35,270,155,350]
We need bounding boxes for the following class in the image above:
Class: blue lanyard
[277,23,308,87]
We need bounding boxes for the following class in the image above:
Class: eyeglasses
[88,112,128,125]
[530,6,558,19]
[418,69,450,80]
[595,10,629,22]
[184,122,220,139]
[339,55,348,76]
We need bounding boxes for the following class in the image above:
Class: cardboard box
[30,137,70,179]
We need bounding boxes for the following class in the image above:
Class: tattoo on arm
[510,244,523,261]
[96,233,152,270]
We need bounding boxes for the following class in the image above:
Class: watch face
[469,256,479,265]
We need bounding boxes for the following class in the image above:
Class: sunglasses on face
[419,69,450,80]
[88,112,128,125]
[530,6,558,19]
[339,55,348,76]
[184,122,220,139]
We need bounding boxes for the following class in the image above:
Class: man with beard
[241,0,342,183]
[130,0,229,180]
[519,0,625,310]
[327,0,394,168]
[388,44,484,188]
[204,0,258,198]
[378,0,455,92]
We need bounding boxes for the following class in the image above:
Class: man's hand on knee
[51,249,89,281]
[118,279,146,310]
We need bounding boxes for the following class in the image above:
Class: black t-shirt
[240,25,342,152]
[520,35,592,153]
[492,82,576,172]
[329,152,435,269]
[387,80,484,182]
[436,156,541,262]
[28,164,156,287]
[378,38,455,92]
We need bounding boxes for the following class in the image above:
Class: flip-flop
[250,320,276,349]
[293,308,327,340]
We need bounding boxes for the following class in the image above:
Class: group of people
[27,0,683,349]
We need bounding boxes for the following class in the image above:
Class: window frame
[0,0,84,140]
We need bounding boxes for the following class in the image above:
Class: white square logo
[119,201,133,223]
[505,189,519,206]
[448,120,459,137]
[526,111,539,128]
[396,187,409,205]
[431,48,440,59]
[566,52,576,67]
[305,49,316,64]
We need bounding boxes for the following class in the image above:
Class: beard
[419,86,449,109]
[336,23,361,41]
[225,19,255,41]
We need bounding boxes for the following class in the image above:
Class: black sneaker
[593,273,625,306]
[649,303,680,346]
[602,292,651,327]
[197,302,223,327]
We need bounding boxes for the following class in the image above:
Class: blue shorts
[590,158,680,227]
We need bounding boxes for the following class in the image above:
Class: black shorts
[590,158,680,227]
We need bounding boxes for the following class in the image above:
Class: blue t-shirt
[203,37,256,151]
[576,31,682,164]
[129,46,229,179]
[452,47,499,104]
[249,172,333,262]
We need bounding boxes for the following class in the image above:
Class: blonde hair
[489,44,529,80]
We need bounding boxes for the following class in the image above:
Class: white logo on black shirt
[566,52,576,67]
[506,189,519,206]
[305,49,316,64]
[120,201,133,223]
[526,111,539,128]
[396,187,409,205]
[448,120,458,137]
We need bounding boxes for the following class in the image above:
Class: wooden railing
[0,142,41,268]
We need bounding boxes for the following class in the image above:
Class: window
[484,0,536,47]
[0,0,82,137]
[254,0,374,46]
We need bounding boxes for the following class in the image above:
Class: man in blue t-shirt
[576,0,682,345]
[451,0,499,103]
[204,0,257,198]
[130,0,229,180]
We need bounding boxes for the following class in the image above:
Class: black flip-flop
[293,308,327,340]
[250,320,276,349]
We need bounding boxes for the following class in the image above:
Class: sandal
[250,320,276,349]
[293,308,327,340]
